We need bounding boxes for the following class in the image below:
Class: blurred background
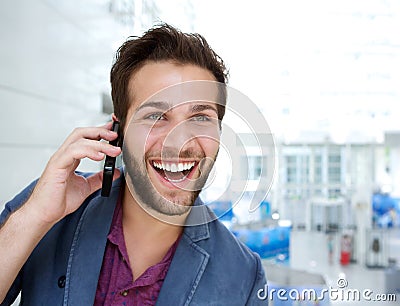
[1,0,399,305]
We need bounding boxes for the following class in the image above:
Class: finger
[55,139,121,169]
[62,123,117,147]
[87,168,121,195]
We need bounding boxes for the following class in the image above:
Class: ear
[111,113,119,122]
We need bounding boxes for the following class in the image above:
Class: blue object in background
[372,193,400,228]
[207,199,290,263]
[232,225,291,263]
[260,201,271,219]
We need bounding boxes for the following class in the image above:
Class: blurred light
[381,184,392,194]
[272,211,280,220]
[338,272,346,280]
[278,220,292,227]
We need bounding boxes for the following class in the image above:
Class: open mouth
[151,160,197,183]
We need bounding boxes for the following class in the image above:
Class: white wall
[0,0,130,206]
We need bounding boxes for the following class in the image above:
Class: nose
[161,120,198,158]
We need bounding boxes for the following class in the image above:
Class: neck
[121,184,186,242]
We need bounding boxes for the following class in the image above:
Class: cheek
[124,125,157,158]
[198,136,220,157]
[144,132,162,153]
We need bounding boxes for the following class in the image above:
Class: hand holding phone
[101,121,121,197]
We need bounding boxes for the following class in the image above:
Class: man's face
[122,61,221,217]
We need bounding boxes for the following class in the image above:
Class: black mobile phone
[101,121,121,197]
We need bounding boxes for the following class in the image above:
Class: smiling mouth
[151,160,197,183]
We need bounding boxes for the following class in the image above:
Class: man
[0,24,267,305]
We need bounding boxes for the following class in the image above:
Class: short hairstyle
[110,23,229,131]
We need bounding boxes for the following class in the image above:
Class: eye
[191,114,210,122]
[146,113,165,121]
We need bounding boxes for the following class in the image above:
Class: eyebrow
[136,101,218,114]
[136,101,173,112]
[191,104,218,114]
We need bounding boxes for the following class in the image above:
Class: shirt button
[121,290,129,296]
[58,275,66,288]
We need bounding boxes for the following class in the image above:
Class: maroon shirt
[94,192,180,306]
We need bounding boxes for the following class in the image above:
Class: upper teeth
[153,161,195,173]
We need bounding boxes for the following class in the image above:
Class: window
[244,155,267,180]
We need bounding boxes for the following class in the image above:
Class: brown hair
[110,23,228,131]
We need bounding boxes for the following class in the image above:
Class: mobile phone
[101,121,121,197]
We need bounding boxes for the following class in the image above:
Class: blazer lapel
[156,205,212,306]
[63,182,121,306]
[156,233,210,306]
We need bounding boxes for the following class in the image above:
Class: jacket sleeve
[0,180,37,227]
[246,253,268,306]
[0,180,38,306]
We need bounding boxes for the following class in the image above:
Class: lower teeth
[165,175,188,183]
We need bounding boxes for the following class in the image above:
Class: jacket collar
[156,188,213,305]
[182,196,211,242]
